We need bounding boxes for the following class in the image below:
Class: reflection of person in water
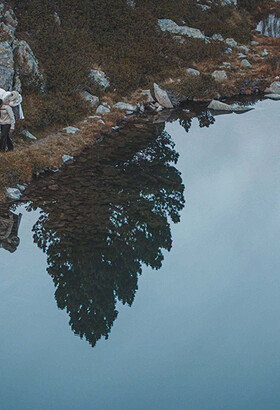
[0,210,22,253]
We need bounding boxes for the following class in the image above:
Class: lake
[1,99,280,409]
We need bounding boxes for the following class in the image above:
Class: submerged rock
[208,100,232,111]
[153,83,174,109]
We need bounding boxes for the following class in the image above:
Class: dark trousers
[0,124,13,152]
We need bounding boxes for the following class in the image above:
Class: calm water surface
[1,100,280,409]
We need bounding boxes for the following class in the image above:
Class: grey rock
[251,40,259,45]
[262,49,269,56]
[238,53,247,59]
[186,68,200,76]
[114,102,138,111]
[17,184,27,192]
[232,105,254,113]
[63,126,80,134]
[97,119,105,124]
[89,69,110,89]
[80,91,99,107]
[6,188,21,201]
[0,22,16,42]
[21,130,37,140]
[212,33,224,41]
[212,70,227,82]
[225,38,237,47]
[96,104,111,114]
[54,12,61,25]
[265,93,280,100]
[0,41,14,90]
[62,154,74,163]
[225,47,232,54]
[238,45,250,53]
[208,100,232,111]
[241,59,252,68]
[153,83,173,109]
[140,89,154,103]
[158,19,205,39]
[4,9,17,28]
[265,81,280,94]
[13,40,44,90]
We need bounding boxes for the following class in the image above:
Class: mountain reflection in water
[19,121,186,347]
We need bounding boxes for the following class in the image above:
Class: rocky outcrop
[13,40,45,90]
[208,100,232,111]
[0,41,14,89]
[0,2,44,91]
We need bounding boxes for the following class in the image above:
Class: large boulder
[0,41,14,90]
[153,83,174,109]
[13,40,44,90]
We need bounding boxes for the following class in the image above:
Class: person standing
[0,98,15,152]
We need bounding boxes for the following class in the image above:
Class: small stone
[225,48,232,54]
[17,184,26,192]
[96,105,111,114]
[225,38,237,48]
[212,33,224,41]
[98,119,105,124]
[21,130,37,140]
[80,91,99,107]
[212,70,227,82]
[114,102,138,111]
[89,69,110,89]
[186,68,200,76]
[251,40,259,45]
[238,53,247,59]
[62,154,73,163]
[6,188,21,201]
[63,126,80,134]
[238,45,250,53]
[262,49,269,56]
[241,59,252,68]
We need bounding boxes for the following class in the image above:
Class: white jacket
[0,105,15,129]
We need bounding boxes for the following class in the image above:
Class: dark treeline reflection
[24,121,185,347]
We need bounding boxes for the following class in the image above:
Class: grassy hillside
[9,0,265,131]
